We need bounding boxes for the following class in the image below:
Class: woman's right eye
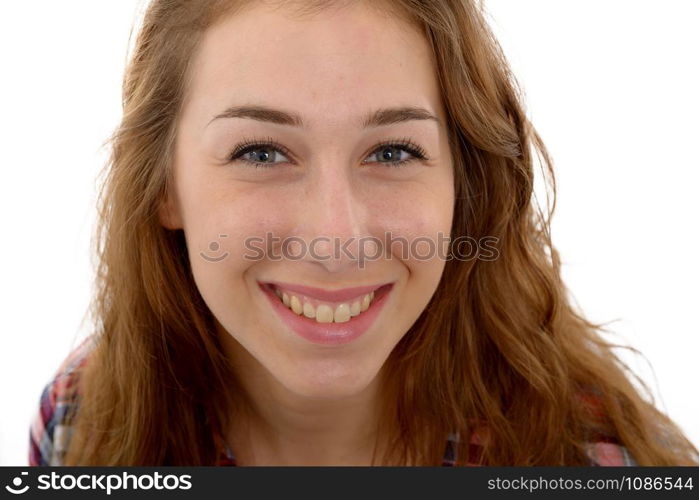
[228,143,292,168]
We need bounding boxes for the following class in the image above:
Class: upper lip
[261,281,390,302]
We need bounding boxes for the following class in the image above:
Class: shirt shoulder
[445,425,638,466]
[29,336,96,466]
[576,389,638,466]
[585,439,638,466]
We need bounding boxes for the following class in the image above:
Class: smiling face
[161,0,455,400]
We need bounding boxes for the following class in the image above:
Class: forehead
[181,1,445,131]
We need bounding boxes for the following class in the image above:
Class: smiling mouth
[260,282,393,324]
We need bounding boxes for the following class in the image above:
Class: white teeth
[274,287,379,323]
[303,302,316,318]
[290,295,303,315]
[360,294,371,312]
[334,303,351,323]
[316,304,334,323]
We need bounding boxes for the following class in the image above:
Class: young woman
[29,0,698,466]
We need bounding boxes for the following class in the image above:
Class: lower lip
[259,282,394,345]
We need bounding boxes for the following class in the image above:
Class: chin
[275,359,382,400]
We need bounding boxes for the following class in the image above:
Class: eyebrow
[206,104,440,129]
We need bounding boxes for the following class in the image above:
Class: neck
[219,331,386,465]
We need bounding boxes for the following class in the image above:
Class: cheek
[364,179,455,262]
[177,176,293,260]
[176,179,293,322]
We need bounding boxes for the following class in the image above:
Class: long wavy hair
[63,0,699,465]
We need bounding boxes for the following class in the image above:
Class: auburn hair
[63,0,698,465]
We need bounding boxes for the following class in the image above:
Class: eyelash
[226,136,428,168]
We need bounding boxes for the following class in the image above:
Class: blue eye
[227,137,293,168]
[364,141,428,167]
[236,146,289,166]
[227,137,428,169]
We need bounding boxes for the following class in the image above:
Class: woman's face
[162,1,454,400]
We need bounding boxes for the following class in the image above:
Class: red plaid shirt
[29,337,638,466]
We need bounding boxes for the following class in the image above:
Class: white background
[0,1,696,465]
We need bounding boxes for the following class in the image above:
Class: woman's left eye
[363,144,426,167]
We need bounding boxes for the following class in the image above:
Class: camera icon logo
[5,471,29,494]
[200,234,230,262]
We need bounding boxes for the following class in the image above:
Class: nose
[292,162,373,274]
